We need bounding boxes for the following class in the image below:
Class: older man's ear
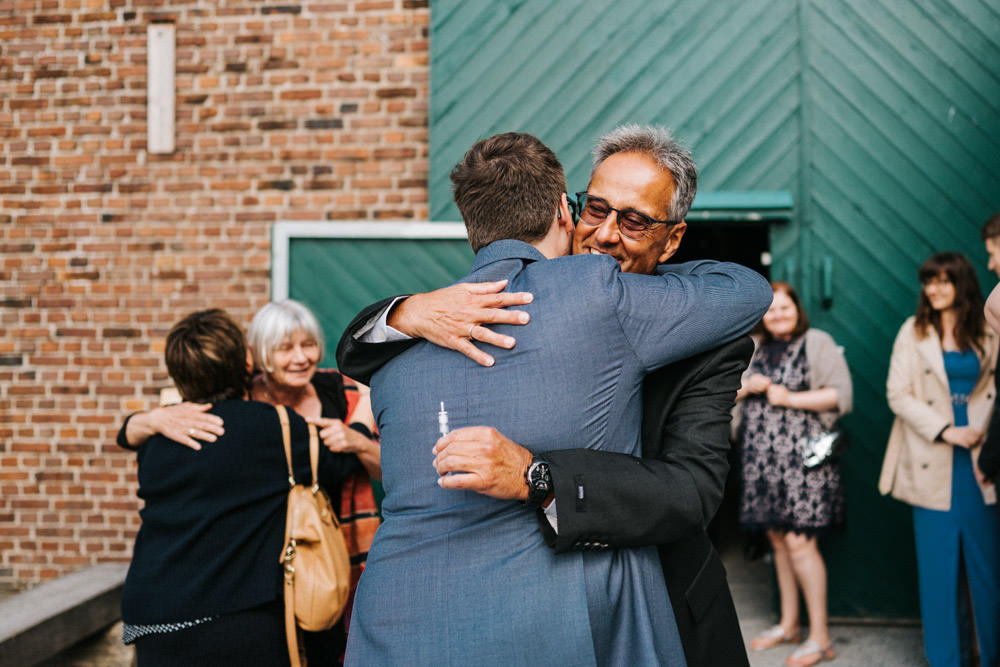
[657,221,687,264]
[557,192,574,233]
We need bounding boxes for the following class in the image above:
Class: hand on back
[150,402,225,451]
[389,280,533,367]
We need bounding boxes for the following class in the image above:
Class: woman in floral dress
[736,282,852,667]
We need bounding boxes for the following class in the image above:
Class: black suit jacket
[980,355,1000,481]
[336,300,752,666]
[541,337,752,667]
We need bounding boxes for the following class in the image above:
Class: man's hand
[388,280,533,367]
[941,425,983,449]
[136,402,225,451]
[432,426,533,500]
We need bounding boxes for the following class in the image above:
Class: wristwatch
[524,456,552,509]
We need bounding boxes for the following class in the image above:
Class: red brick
[0,0,430,591]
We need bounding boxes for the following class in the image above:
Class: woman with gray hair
[119,299,381,664]
[247,300,380,481]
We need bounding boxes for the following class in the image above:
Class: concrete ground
[34,623,134,667]
[726,548,928,667]
[30,550,929,667]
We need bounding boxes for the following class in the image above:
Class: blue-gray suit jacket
[344,240,771,667]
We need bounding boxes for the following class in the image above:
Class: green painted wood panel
[802,0,1000,618]
[287,237,475,367]
[429,0,1000,619]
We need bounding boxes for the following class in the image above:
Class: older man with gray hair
[338,124,759,666]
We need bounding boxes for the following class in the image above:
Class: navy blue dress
[911,350,999,666]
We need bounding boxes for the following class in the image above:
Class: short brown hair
[450,132,566,252]
[758,281,810,343]
[165,309,250,403]
[980,211,1000,241]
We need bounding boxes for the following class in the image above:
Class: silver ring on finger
[468,324,475,339]
[188,428,196,437]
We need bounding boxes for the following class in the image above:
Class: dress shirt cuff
[355,296,413,343]
[543,497,558,534]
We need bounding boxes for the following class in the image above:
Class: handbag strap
[277,403,320,488]
[308,418,319,491]
[275,403,303,667]
[276,404,294,482]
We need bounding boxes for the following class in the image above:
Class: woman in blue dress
[881,251,1000,667]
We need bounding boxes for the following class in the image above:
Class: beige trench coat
[879,316,998,510]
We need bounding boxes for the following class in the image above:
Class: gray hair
[247,299,325,373]
[591,124,698,221]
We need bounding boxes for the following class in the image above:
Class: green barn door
[273,223,475,366]
[799,1,1000,618]
[430,0,1000,620]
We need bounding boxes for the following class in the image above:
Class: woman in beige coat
[880,251,999,667]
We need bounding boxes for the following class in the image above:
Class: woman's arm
[805,329,853,415]
[117,403,224,451]
[886,320,952,442]
[736,373,771,401]
[766,385,839,412]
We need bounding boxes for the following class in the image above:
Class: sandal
[749,624,802,650]
[785,639,835,666]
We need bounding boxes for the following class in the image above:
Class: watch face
[528,462,551,492]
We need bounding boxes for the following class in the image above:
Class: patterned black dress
[739,335,845,535]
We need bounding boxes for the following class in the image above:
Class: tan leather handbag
[276,404,352,667]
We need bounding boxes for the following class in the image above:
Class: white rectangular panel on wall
[146,23,175,154]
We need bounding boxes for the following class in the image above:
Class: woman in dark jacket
[120,301,381,663]
[119,309,353,666]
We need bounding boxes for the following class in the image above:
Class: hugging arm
[335,297,419,385]
[334,281,533,383]
[116,402,225,451]
[616,260,771,369]
[539,337,753,551]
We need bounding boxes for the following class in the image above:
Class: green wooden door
[430,0,1000,619]
[275,223,475,366]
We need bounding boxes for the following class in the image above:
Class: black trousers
[135,601,289,667]
[134,600,347,667]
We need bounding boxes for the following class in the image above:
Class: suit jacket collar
[471,239,547,271]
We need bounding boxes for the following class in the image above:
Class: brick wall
[0,0,429,590]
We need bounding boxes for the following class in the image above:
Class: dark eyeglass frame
[570,191,680,240]
[921,275,953,287]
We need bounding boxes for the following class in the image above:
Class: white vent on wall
[147,23,175,154]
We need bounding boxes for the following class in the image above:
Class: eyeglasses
[571,192,679,240]
[922,275,952,287]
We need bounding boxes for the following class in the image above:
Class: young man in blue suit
[338,125,759,666]
[341,130,770,665]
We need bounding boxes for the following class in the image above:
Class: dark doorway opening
[668,221,772,557]
[667,220,771,277]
